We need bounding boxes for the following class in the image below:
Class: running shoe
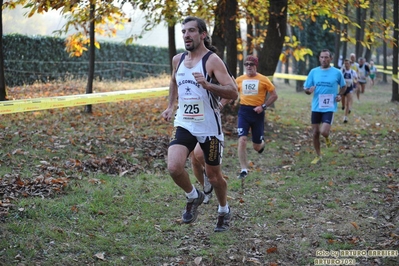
[214,208,232,232]
[343,116,348,123]
[237,170,248,179]
[203,171,213,204]
[182,190,205,224]
[311,156,322,165]
[258,141,265,154]
[258,146,265,154]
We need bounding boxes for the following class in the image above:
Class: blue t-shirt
[304,67,346,112]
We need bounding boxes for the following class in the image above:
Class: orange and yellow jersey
[236,73,275,106]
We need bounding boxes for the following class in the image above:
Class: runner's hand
[162,108,174,122]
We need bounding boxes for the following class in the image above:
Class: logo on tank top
[178,79,200,88]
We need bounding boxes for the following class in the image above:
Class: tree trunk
[284,55,289,85]
[246,19,253,55]
[211,0,226,60]
[85,3,95,114]
[168,24,176,74]
[376,49,380,65]
[392,0,399,102]
[258,0,288,76]
[382,0,388,83]
[355,7,366,58]
[284,24,292,84]
[359,8,367,57]
[0,0,6,101]
[333,19,341,68]
[342,4,348,61]
[164,0,177,74]
[224,0,237,77]
[364,2,374,61]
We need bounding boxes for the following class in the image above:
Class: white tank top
[358,64,367,82]
[174,52,223,141]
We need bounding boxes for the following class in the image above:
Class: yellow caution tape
[378,69,395,75]
[1,67,398,115]
[375,65,399,71]
[273,72,307,81]
[0,87,169,114]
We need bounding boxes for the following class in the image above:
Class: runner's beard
[185,40,195,51]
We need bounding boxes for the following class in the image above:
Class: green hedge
[3,34,172,87]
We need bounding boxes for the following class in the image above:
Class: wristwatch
[261,104,267,110]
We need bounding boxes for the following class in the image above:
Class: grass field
[0,76,398,266]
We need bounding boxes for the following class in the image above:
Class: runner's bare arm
[200,54,238,100]
[162,54,182,121]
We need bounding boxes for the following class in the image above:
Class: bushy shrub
[3,34,171,86]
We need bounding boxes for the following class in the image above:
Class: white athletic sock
[241,169,248,173]
[185,185,198,199]
[218,204,229,213]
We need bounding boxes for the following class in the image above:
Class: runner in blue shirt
[304,49,346,164]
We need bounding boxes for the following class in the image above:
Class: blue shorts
[169,127,223,166]
[343,86,354,96]
[237,105,264,144]
[311,112,334,125]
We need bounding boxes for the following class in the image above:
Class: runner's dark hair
[319,49,333,58]
[182,16,218,53]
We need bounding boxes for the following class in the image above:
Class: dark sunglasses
[244,63,255,67]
